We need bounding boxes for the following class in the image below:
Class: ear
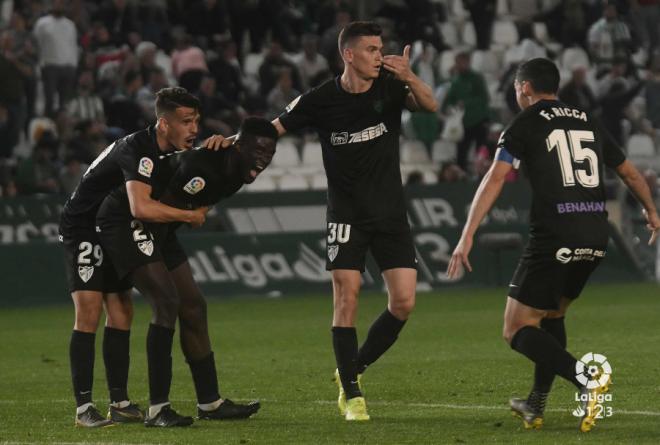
[342,47,352,64]
[521,81,533,97]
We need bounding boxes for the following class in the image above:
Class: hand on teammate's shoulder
[202,134,235,151]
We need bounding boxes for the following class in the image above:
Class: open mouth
[184,136,196,146]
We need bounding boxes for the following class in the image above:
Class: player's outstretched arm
[446,161,512,278]
[382,45,438,113]
[615,160,660,245]
[271,118,287,137]
[126,180,208,227]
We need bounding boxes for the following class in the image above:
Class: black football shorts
[508,246,605,310]
[60,227,132,293]
[325,222,418,272]
[97,219,188,279]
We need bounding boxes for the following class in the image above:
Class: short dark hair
[155,87,200,118]
[338,21,382,53]
[515,58,560,94]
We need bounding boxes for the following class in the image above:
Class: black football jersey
[162,148,244,209]
[278,75,409,230]
[60,126,177,232]
[497,99,626,249]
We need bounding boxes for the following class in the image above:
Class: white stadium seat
[626,134,656,158]
[310,172,328,190]
[278,174,309,191]
[440,22,459,47]
[560,47,590,71]
[431,139,457,164]
[492,20,519,47]
[301,141,323,167]
[471,50,500,76]
[401,140,431,165]
[244,174,277,192]
[271,138,300,168]
[461,21,477,47]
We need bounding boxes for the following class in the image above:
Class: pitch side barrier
[0,184,645,305]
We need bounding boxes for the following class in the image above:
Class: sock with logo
[70,330,95,407]
[356,309,406,374]
[146,323,175,405]
[511,325,581,389]
[332,327,362,399]
[103,327,131,404]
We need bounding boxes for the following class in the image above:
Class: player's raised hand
[383,44,413,83]
[202,134,236,151]
[446,236,473,279]
[643,209,660,245]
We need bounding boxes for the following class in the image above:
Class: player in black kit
[96,117,276,424]
[447,58,660,432]
[59,87,208,427]
[271,21,438,420]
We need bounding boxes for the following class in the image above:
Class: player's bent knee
[180,295,207,327]
[389,297,415,319]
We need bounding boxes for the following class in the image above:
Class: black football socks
[332,327,361,399]
[70,330,95,407]
[511,325,581,389]
[356,309,406,374]
[146,323,175,405]
[103,327,130,404]
[532,317,567,393]
[188,352,221,405]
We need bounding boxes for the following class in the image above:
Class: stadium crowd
[0,0,659,197]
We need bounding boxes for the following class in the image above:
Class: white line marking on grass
[2,398,659,417]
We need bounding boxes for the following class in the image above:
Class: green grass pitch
[1,282,659,444]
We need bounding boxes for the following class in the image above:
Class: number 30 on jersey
[546,129,599,188]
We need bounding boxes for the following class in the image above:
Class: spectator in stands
[0,29,29,158]
[106,70,146,134]
[465,0,495,50]
[171,33,208,93]
[320,5,352,73]
[67,119,107,164]
[258,40,302,97]
[587,0,635,73]
[59,155,88,196]
[646,63,660,131]
[15,132,61,195]
[67,69,106,127]
[599,74,645,146]
[443,51,490,172]
[267,68,300,121]
[438,162,467,183]
[94,0,140,46]
[32,0,78,117]
[596,57,631,97]
[629,0,660,65]
[295,34,330,91]
[187,0,230,48]
[7,11,38,127]
[538,0,589,48]
[197,74,235,138]
[410,43,439,152]
[88,21,128,72]
[559,66,597,112]
[136,67,169,122]
[208,38,244,105]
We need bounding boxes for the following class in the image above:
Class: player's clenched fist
[188,206,209,228]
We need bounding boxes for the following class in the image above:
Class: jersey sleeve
[496,119,525,167]
[596,120,626,168]
[278,89,317,132]
[117,145,157,186]
[386,76,409,109]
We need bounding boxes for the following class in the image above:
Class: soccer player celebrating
[271,21,438,420]
[60,87,208,427]
[96,117,275,424]
[446,58,660,432]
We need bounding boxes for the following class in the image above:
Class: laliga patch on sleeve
[183,176,206,194]
[285,95,301,112]
[138,157,154,178]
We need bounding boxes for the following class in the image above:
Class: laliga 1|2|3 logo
[571,352,614,419]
